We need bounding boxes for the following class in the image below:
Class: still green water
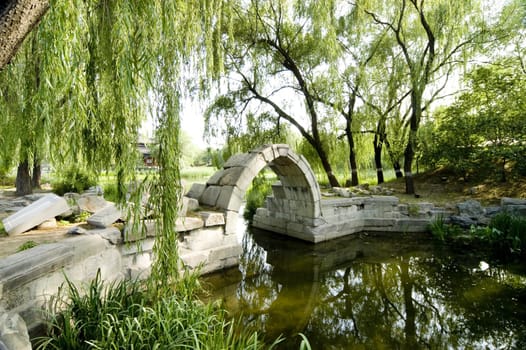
[202,228,526,349]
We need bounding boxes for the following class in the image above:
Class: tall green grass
[35,270,281,349]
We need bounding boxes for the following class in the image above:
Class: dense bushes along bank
[429,212,526,260]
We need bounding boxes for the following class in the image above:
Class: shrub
[17,240,38,251]
[52,168,97,196]
[244,174,274,223]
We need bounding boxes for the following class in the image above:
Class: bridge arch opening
[195,144,323,239]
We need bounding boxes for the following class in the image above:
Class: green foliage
[17,240,38,252]
[102,183,119,203]
[52,168,97,196]
[422,63,526,180]
[430,212,526,255]
[36,270,275,349]
[244,174,274,223]
[428,216,463,241]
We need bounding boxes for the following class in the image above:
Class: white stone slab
[2,194,70,236]
[87,204,122,228]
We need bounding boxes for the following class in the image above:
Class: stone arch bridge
[187,144,435,243]
[188,144,324,242]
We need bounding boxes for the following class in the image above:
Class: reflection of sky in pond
[202,229,526,349]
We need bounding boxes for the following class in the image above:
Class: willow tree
[0,0,232,288]
[210,0,344,187]
[358,0,506,194]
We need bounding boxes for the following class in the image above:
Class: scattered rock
[457,199,485,219]
[77,195,109,213]
[449,215,479,228]
[87,203,122,228]
[68,226,89,235]
[37,218,57,230]
[333,187,352,198]
[2,194,70,236]
[0,309,31,350]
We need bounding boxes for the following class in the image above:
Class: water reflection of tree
[234,232,526,348]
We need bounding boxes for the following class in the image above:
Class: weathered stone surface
[91,227,122,245]
[199,211,225,226]
[0,310,31,350]
[2,194,70,236]
[186,197,199,212]
[68,226,89,235]
[199,186,222,207]
[501,197,526,206]
[183,227,225,251]
[175,217,204,232]
[457,200,485,218]
[37,218,57,230]
[449,215,479,228]
[77,195,108,213]
[87,203,122,228]
[216,186,244,211]
[186,183,206,200]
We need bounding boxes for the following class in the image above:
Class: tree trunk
[15,159,32,196]
[31,155,41,188]
[0,0,49,70]
[346,121,359,187]
[404,138,415,195]
[313,140,340,187]
[385,138,404,178]
[373,133,384,185]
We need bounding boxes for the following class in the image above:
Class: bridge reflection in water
[202,228,526,349]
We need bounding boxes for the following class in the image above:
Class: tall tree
[360,0,500,194]
[213,0,343,187]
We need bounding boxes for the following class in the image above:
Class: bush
[244,174,274,223]
[52,168,97,196]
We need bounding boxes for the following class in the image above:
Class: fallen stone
[91,227,122,245]
[2,194,70,236]
[501,197,526,206]
[0,310,31,350]
[176,217,204,232]
[333,187,352,198]
[68,226,89,235]
[457,199,484,218]
[186,197,199,212]
[77,195,109,213]
[87,204,122,228]
[37,218,57,230]
[199,211,225,226]
[449,215,479,228]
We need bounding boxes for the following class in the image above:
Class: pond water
[202,228,526,349]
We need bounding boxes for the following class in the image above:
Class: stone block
[183,227,225,251]
[223,153,253,168]
[2,194,70,236]
[206,169,226,186]
[216,186,244,211]
[90,227,122,245]
[77,195,109,213]
[175,217,204,232]
[186,197,200,212]
[0,310,31,350]
[37,218,57,229]
[199,211,225,226]
[179,250,209,269]
[87,203,122,228]
[501,197,526,206]
[199,186,222,207]
[186,183,206,200]
[208,244,243,262]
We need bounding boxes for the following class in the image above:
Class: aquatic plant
[35,270,278,349]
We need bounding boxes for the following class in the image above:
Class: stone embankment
[0,188,239,349]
